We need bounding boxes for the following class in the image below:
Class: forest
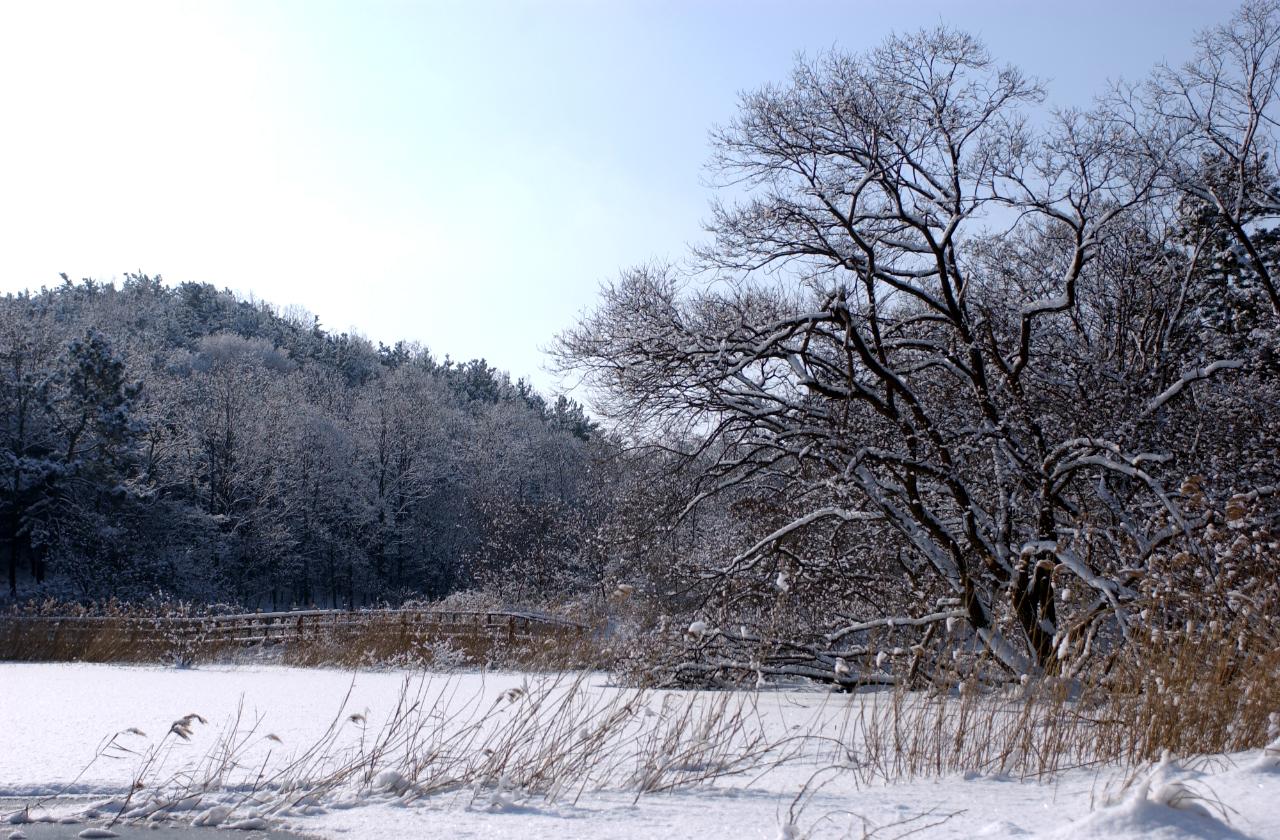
[0,276,612,607]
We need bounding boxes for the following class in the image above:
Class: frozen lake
[3,663,1278,840]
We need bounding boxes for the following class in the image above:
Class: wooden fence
[0,608,594,663]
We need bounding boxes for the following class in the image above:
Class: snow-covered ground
[2,663,1278,839]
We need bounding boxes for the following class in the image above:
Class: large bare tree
[558,22,1277,680]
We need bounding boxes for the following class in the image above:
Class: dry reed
[0,602,606,670]
[14,671,789,833]
[817,613,1280,784]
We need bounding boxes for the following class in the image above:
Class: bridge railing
[0,608,594,663]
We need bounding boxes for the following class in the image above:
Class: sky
[0,0,1228,394]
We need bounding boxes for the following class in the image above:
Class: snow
[2,663,1279,840]
[189,805,231,827]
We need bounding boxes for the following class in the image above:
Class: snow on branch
[824,609,967,644]
[708,506,883,577]
[1140,359,1245,417]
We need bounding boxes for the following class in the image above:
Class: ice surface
[2,663,1278,839]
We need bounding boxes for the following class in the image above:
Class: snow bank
[2,663,1278,840]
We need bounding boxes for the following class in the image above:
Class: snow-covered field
[2,663,1278,839]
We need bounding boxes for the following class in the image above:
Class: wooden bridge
[0,607,594,664]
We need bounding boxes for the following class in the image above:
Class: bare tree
[1134,0,1280,320]
[557,26,1233,679]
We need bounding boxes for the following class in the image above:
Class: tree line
[0,276,616,607]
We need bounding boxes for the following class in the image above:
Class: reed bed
[5,618,1278,836]
[15,671,791,832]
[815,614,1280,784]
[6,602,1279,840]
[0,604,604,669]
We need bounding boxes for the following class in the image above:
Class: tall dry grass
[275,612,603,671]
[0,600,239,664]
[0,601,606,670]
[12,671,792,832]
[6,618,1278,836]
[822,612,1280,783]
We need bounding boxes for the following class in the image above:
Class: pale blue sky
[0,1,1225,392]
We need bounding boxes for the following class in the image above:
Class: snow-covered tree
[558,21,1280,680]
